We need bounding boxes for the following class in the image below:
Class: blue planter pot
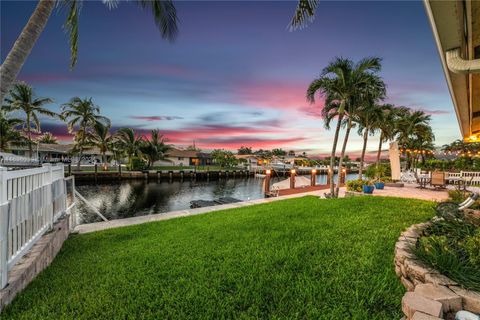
[374,182,385,190]
[362,185,374,194]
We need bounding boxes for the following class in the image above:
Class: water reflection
[75,173,356,224]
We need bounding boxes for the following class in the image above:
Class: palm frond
[288,0,319,31]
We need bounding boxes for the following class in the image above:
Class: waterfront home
[155,148,212,167]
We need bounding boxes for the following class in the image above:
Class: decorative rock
[396,248,415,263]
[450,287,480,314]
[401,277,415,291]
[415,284,462,313]
[455,310,480,320]
[412,311,444,320]
[424,273,457,287]
[405,259,432,282]
[402,292,444,319]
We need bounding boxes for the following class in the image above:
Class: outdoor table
[449,177,466,191]
[418,177,431,189]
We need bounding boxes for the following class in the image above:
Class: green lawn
[1,196,434,319]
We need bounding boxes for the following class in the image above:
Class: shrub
[462,230,480,266]
[346,179,363,192]
[447,189,480,209]
[130,156,147,171]
[364,163,391,180]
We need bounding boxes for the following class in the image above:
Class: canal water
[75,173,357,224]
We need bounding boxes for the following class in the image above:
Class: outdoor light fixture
[342,168,346,173]
[266,169,271,175]
[312,169,316,174]
[468,135,478,142]
[291,169,296,174]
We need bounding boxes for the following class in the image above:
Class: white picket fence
[0,164,71,289]
[445,171,480,185]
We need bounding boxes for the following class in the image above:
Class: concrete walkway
[75,184,449,234]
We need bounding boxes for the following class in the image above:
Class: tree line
[1,82,171,170]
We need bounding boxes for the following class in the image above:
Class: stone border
[0,215,70,311]
[395,222,480,319]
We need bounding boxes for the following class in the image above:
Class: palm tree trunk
[334,119,352,197]
[27,113,33,158]
[329,114,344,196]
[358,129,369,180]
[0,0,55,102]
[376,133,383,165]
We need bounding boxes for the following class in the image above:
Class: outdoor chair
[430,171,446,189]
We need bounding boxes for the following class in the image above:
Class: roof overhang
[424,0,480,141]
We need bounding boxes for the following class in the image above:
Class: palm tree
[0,110,26,152]
[61,97,110,170]
[140,129,172,168]
[0,0,178,102]
[37,132,58,144]
[395,109,433,169]
[90,122,113,170]
[115,128,144,170]
[374,104,396,165]
[3,82,59,157]
[355,103,384,180]
[307,57,384,196]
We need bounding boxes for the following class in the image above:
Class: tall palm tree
[0,110,26,152]
[115,128,144,170]
[307,57,384,196]
[140,129,172,168]
[61,97,110,169]
[374,104,396,165]
[355,103,384,180]
[37,132,58,144]
[395,109,433,169]
[3,82,59,157]
[90,122,113,170]
[0,0,178,102]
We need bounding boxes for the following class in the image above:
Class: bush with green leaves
[346,179,363,192]
[130,156,146,171]
[364,163,391,180]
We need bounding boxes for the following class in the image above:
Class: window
[178,157,184,160]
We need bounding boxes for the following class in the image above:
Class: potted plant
[374,178,385,190]
[362,180,374,194]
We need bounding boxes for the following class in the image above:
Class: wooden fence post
[0,167,8,289]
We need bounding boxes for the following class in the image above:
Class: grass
[1,196,434,319]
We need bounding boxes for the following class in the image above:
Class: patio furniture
[431,171,446,189]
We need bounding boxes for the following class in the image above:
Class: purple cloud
[129,115,183,121]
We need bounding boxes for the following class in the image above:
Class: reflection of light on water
[75,173,358,223]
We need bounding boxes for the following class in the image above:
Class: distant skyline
[1,0,459,157]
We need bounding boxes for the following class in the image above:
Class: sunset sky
[1,0,460,157]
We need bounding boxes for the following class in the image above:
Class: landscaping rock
[415,284,462,313]
[402,292,443,319]
[455,310,480,320]
[405,259,432,282]
[450,287,480,314]
[401,277,415,291]
[424,273,457,287]
[412,311,444,320]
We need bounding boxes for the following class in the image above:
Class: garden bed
[394,209,480,319]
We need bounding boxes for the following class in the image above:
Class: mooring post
[94,164,98,183]
[264,169,271,195]
[327,166,333,186]
[340,167,347,185]
[225,170,229,179]
[180,170,184,181]
[290,169,296,189]
[311,169,316,186]
[169,171,173,182]
[157,170,161,182]
[68,164,72,176]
